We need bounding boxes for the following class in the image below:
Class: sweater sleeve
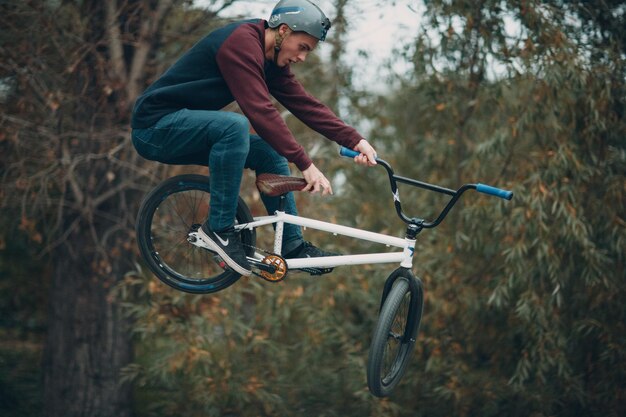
[216,27,313,171]
[268,68,364,150]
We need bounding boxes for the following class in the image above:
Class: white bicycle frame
[235,210,416,270]
[186,149,512,277]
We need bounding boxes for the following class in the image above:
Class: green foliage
[2,0,625,416]
[115,266,413,416]
[341,0,625,415]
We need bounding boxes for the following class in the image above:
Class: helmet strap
[273,44,281,65]
[273,27,289,65]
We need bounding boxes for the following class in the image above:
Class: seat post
[273,194,288,255]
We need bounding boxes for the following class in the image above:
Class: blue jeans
[131,109,303,254]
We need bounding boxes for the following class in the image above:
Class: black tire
[367,275,423,397]
[136,174,256,294]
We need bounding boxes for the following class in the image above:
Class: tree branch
[105,0,128,85]
[127,0,175,106]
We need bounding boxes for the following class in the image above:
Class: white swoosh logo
[216,233,229,246]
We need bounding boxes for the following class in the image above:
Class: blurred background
[0,0,624,416]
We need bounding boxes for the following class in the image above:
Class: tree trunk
[39,0,180,412]
[0,1,215,414]
[43,231,132,417]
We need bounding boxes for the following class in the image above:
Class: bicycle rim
[381,287,412,384]
[136,174,255,294]
[367,277,421,397]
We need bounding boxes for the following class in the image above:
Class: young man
[131,0,377,276]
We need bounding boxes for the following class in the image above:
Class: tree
[347,0,625,415]
[0,1,236,415]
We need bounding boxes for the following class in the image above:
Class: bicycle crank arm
[249,258,277,274]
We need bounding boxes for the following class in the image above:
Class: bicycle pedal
[215,256,227,270]
[300,267,333,276]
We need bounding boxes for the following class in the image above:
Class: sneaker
[284,241,339,259]
[198,225,252,276]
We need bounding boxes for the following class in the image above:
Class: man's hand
[353,139,377,167]
[302,163,333,195]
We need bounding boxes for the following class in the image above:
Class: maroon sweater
[131,19,363,171]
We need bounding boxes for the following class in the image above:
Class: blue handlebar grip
[339,146,360,158]
[476,184,514,200]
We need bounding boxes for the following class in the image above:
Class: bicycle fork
[381,223,424,342]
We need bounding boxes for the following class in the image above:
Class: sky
[196,0,422,89]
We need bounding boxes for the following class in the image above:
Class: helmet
[268,0,331,41]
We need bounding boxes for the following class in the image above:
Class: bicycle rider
[130,0,377,276]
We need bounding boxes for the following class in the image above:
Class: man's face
[276,29,319,67]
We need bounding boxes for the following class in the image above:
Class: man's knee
[221,113,249,140]
[208,113,250,158]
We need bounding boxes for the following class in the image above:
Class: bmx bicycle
[135,146,513,397]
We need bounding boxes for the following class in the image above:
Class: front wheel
[135,174,256,294]
[367,272,424,397]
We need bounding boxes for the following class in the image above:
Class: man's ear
[278,23,291,36]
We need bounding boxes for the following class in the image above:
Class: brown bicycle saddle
[255,173,307,196]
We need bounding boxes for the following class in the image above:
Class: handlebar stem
[405,223,422,240]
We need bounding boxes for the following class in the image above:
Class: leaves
[346,0,626,415]
[2,0,624,416]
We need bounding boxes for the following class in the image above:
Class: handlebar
[339,146,513,228]
[339,147,362,159]
[476,184,513,200]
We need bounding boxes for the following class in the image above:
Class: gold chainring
[260,254,288,282]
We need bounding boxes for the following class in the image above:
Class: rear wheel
[136,174,255,294]
[367,275,423,397]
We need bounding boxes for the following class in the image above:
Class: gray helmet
[268,0,331,41]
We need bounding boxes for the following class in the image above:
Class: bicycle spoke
[381,289,411,382]
[178,189,205,226]
[383,338,401,379]
[163,189,208,232]
[148,188,221,280]
[153,233,190,263]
